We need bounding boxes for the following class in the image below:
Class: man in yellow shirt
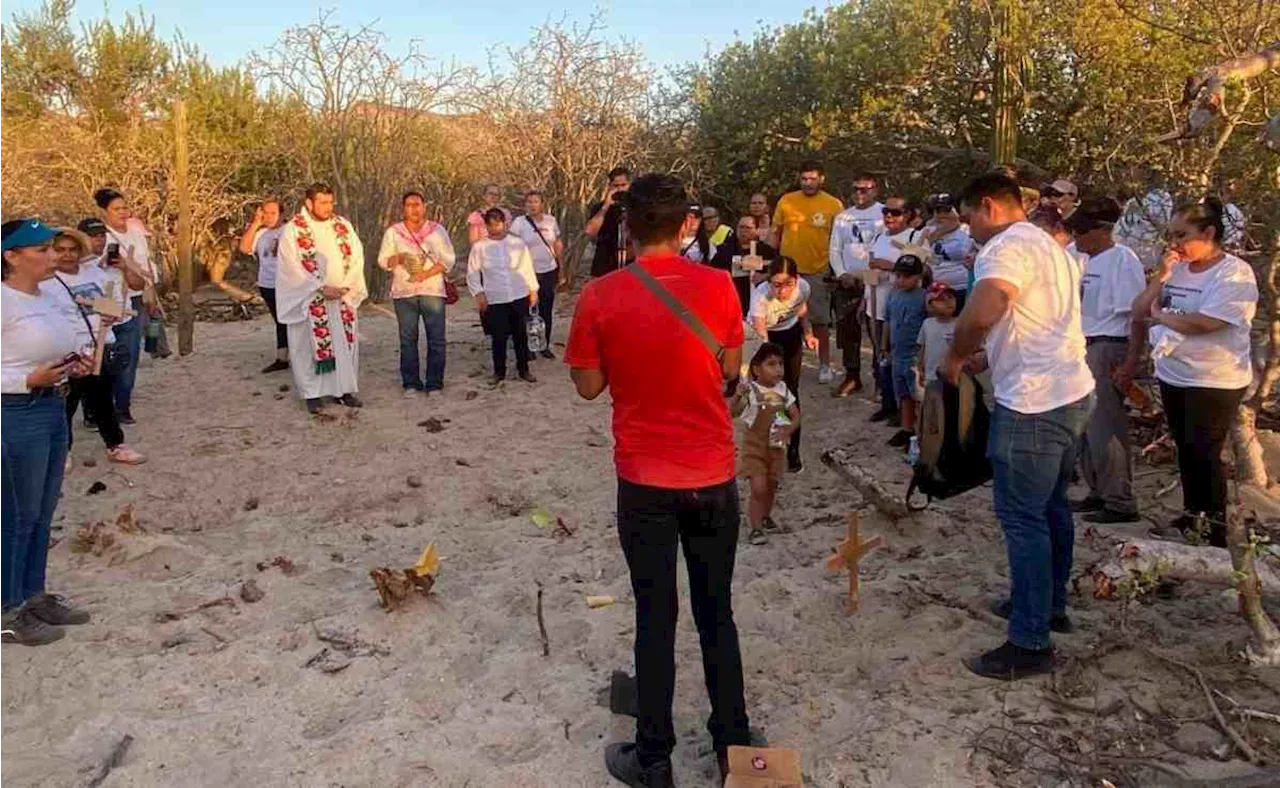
[773,161,844,383]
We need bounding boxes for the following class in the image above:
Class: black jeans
[617,477,750,765]
[732,276,752,317]
[259,286,289,350]
[833,285,864,379]
[1160,382,1246,522]
[768,322,803,465]
[535,270,558,344]
[488,296,531,377]
[67,373,124,450]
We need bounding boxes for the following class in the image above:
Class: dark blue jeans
[988,393,1095,650]
[2,392,69,609]
[111,301,143,413]
[535,269,558,343]
[617,477,750,765]
[393,295,447,391]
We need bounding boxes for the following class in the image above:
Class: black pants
[259,286,289,350]
[732,277,751,317]
[768,322,803,465]
[832,286,864,379]
[1160,381,1246,522]
[868,316,897,413]
[617,477,750,765]
[488,296,531,377]
[535,270,558,344]
[67,373,124,450]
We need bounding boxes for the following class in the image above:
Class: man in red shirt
[566,173,750,787]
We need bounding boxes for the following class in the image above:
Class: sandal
[107,444,147,465]
[747,527,769,546]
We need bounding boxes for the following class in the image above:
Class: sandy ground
[4,292,1280,788]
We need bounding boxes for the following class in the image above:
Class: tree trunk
[174,99,195,356]
[1226,507,1280,665]
[1091,538,1280,595]
[821,449,912,521]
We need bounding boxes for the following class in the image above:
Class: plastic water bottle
[906,435,920,466]
[769,411,791,448]
[526,308,546,353]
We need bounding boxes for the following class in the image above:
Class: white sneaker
[818,365,834,384]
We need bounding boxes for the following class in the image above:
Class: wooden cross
[825,512,884,614]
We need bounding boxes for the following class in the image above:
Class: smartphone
[106,243,121,265]
[60,352,81,366]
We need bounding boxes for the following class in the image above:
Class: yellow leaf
[411,542,440,578]
[531,506,554,529]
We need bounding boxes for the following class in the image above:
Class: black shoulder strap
[51,274,101,351]
[628,265,724,362]
[523,214,556,257]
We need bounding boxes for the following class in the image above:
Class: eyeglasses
[883,208,906,217]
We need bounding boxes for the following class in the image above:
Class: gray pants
[1080,340,1137,515]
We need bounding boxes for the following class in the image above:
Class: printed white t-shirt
[509,213,561,274]
[974,221,1095,414]
[748,278,811,333]
[866,228,923,321]
[1079,244,1146,338]
[1150,253,1257,390]
[917,316,956,381]
[254,226,285,288]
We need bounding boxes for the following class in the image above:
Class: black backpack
[907,373,992,509]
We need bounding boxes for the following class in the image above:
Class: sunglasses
[1041,190,1068,199]
[853,186,875,192]
[883,208,906,217]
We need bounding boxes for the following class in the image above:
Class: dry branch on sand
[821,449,911,521]
[1090,539,1280,597]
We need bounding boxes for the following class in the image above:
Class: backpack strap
[628,264,724,363]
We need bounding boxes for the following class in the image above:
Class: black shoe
[887,429,914,448]
[604,743,675,788]
[1,605,66,646]
[990,598,1073,634]
[519,371,538,384]
[539,349,556,360]
[1083,509,1141,524]
[964,641,1055,681]
[887,411,901,428]
[24,593,90,625]
[261,359,290,374]
[116,410,136,426]
[787,456,803,474]
[306,398,324,415]
[869,408,891,423]
[1070,496,1105,513]
[339,394,363,408]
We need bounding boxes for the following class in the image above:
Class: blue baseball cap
[1,218,57,251]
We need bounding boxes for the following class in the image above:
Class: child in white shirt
[729,343,800,545]
[917,283,959,386]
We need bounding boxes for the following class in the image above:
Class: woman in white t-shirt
[94,187,155,424]
[2,218,94,645]
[747,256,818,472]
[45,228,145,465]
[1123,198,1257,546]
[238,199,290,373]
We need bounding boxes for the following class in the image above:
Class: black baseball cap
[1064,196,1122,233]
[926,193,955,211]
[77,217,107,235]
[893,254,925,276]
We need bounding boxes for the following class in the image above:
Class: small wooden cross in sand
[825,512,884,614]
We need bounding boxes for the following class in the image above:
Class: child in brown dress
[730,343,800,545]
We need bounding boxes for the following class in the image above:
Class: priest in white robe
[276,183,368,414]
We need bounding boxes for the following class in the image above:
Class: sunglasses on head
[883,208,906,217]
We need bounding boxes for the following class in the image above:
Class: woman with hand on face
[2,219,95,646]
[1118,198,1258,547]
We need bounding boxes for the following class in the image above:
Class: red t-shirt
[565,254,744,489]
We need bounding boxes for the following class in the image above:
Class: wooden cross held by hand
[825,512,884,614]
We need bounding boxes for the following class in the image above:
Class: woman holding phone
[2,219,94,646]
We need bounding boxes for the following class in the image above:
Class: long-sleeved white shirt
[2,282,80,393]
[828,203,885,276]
[377,221,457,299]
[467,234,539,304]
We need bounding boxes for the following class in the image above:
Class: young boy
[885,255,928,448]
[917,282,958,386]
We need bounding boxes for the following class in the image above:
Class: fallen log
[1091,539,1280,598]
[821,449,912,521]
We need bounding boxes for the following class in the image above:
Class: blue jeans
[393,295,447,391]
[988,393,1095,650]
[111,301,143,413]
[2,393,69,608]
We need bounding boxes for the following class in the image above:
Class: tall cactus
[989,0,1019,166]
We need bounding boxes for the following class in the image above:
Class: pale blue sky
[8,1,814,71]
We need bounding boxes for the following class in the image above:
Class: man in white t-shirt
[509,190,564,359]
[1065,197,1146,525]
[866,196,925,423]
[942,172,1096,681]
[377,191,457,395]
[239,199,290,373]
[828,172,885,397]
